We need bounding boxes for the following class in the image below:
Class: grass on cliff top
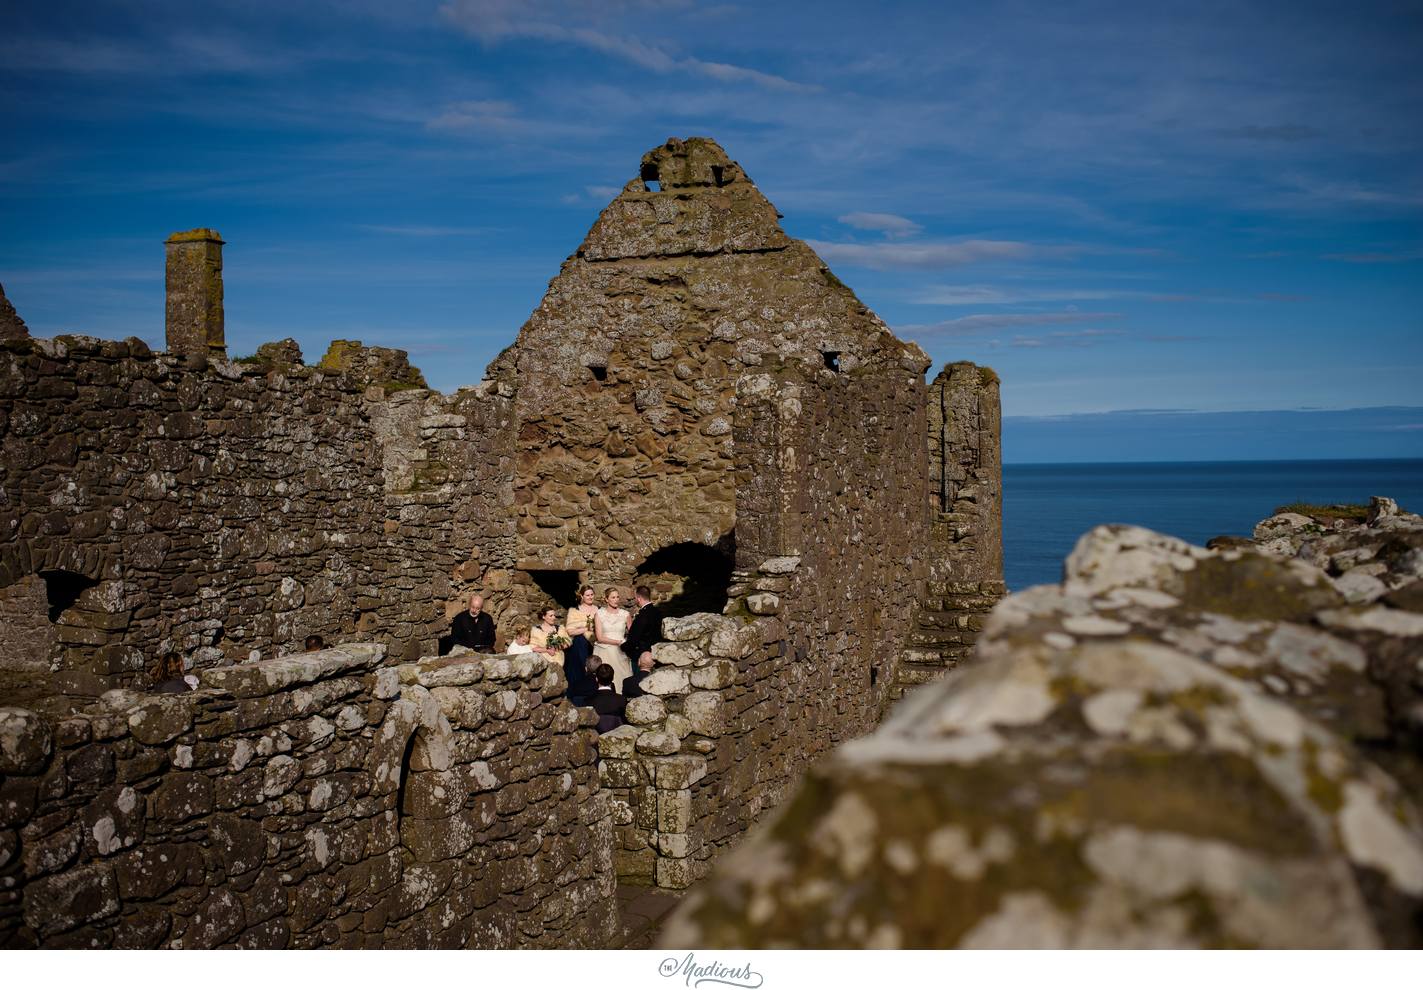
[1273,502,1370,521]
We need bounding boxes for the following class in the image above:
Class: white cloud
[808,238,1042,270]
[837,211,922,238]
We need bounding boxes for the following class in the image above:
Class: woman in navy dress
[562,585,599,704]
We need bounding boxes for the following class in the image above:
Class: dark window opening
[635,536,735,618]
[822,351,842,373]
[527,569,581,610]
[711,165,725,187]
[640,162,661,192]
[589,364,608,382]
[41,570,97,623]
[870,666,879,687]
[396,733,417,814]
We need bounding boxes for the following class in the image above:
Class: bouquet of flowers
[546,632,571,650]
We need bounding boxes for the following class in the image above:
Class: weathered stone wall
[927,361,1002,584]
[595,354,928,890]
[0,644,614,948]
[0,333,513,699]
[487,137,928,611]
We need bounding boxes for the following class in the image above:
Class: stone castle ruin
[0,138,1004,947]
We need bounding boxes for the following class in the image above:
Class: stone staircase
[892,578,1007,700]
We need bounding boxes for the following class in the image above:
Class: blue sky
[2,0,1420,460]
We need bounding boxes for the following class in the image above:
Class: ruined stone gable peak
[576,137,791,262]
[0,281,30,341]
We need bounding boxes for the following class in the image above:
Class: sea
[1004,458,1423,591]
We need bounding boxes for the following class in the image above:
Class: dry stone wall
[0,332,513,699]
[0,644,614,948]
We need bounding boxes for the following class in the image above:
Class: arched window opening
[41,569,99,623]
[634,538,734,618]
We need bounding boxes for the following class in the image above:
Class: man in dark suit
[620,585,664,698]
[448,593,496,653]
[589,664,627,733]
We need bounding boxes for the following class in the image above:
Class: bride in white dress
[593,587,633,692]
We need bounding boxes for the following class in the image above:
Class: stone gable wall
[0,645,613,948]
[0,334,514,699]
[489,138,928,601]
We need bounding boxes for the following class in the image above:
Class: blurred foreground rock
[664,502,1423,948]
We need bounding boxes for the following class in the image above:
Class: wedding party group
[445,586,665,732]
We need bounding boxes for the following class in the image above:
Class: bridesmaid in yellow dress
[529,606,570,670]
[563,586,599,702]
[593,587,633,692]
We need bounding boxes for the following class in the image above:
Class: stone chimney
[165,228,225,368]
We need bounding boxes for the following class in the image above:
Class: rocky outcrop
[664,504,1423,948]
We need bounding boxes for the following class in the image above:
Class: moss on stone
[1274,502,1371,521]
[1176,554,1342,622]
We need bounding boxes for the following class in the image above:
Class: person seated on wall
[620,585,664,699]
[449,592,496,653]
[530,605,571,667]
[589,663,627,733]
[593,587,633,693]
[304,634,325,652]
[563,584,599,703]
[150,651,199,694]
[505,625,535,655]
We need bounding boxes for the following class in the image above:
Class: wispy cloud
[425,99,521,132]
[1321,249,1423,264]
[911,284,1140,305]
[837,211,922,238]
[440,0,817,93]
[1284,176,1423,209]
[1215,124,1322,142]
[809,238,1047,271]
[355,224,491,237]
[902,311,1121,337]
[1009,328,1127,348]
